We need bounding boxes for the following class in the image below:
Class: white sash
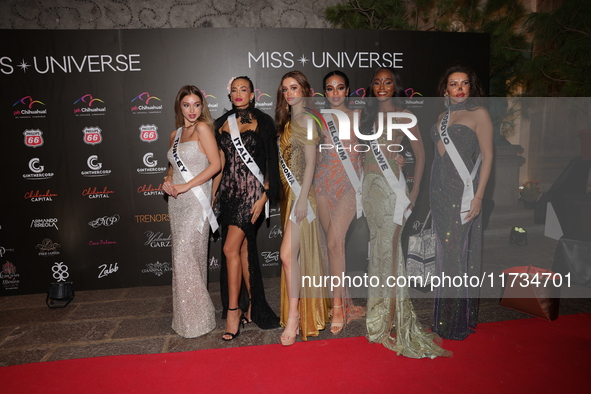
[324,113,364,218]
[172,127,219,233]
[228,114,270,219]
[438,109,482,224]
[278,143,316,224]
[369,138,411,225]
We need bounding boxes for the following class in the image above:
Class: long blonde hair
[173,85,214,132]
[275,71,313,135]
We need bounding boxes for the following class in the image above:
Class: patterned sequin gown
[314,118,365,324]
[216,114,280,329]
[363,124,450,358]
[279,121,330,341]
[167,141,216,338]
[430,122,482,340]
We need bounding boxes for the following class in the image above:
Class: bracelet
[474,195,482,200]
[263,188,269,194]
[164,175,171,181]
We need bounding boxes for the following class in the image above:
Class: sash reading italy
[438,107,482,224]
[228,114,269,219]
[172,127,219,233]
[369,138,411,225]
[278,142,316,224]
[323,113,364,218]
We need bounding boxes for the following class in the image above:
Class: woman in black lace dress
[213,76,280,340]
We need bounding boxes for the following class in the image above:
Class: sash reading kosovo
[172,127,218,233]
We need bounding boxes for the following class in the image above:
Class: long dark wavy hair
[437,62,486,111]
[359,67,405,134]
[173,85,214,132]
[275,70,313,135]
[228,76,255,109]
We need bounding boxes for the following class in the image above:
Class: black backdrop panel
[0,28,489,295]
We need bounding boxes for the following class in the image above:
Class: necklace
[236,108,253,124]
[448,99,469,112]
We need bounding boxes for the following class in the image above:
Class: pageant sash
[278,144,316,224]
[369,138,411,225]
[228,114,269,219]
[324,113,364,218]
[438,109,482,224]
[172,127,219,233]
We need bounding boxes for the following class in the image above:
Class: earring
[444,92,450,108]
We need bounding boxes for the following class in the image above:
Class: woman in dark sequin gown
[213,76,280,341]
[431,63,493,340]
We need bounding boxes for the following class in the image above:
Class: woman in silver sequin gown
[163,85,221,338]
[431,63,493,340]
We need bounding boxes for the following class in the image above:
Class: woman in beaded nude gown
[314,70,365,334]
[276,70,330,345]
[212,76,280,341]
[163,85,221,338]
[360,67,450,358]
[431,63,493,340]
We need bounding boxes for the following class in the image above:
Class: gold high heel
[280,316,300,346]
[330,304,344,335]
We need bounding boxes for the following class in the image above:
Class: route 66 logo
[139,124,158,143]
[83,126,102,145]
[23,129,44,148]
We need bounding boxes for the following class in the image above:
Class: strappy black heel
[222,307,244,341]
[241,298,253,325]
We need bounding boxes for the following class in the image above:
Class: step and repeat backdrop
[0,28,488,295]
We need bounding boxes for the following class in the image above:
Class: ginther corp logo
[309,109,417,153]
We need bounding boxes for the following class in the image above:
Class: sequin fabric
[363,128,450,358]
[167,141,216,338]
[314,121,365,324]
[430,123,482,340]
[279,121,331,341]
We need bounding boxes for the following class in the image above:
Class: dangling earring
[444,91,450,108]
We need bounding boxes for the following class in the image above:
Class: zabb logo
[23,129,44,148]
[130,92,162,114]
[25,189,57,202]
[137,152,167,174]
[73,94,106,116]
[81,155,112,177]
[23,158,54,180]
[13,96,47,118]
[139,124,158,143]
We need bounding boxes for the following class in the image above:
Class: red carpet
[3,313,590,393]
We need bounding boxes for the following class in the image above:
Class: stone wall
[0,0,340,29]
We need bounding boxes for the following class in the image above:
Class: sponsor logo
[31,218,59,230]
[137,183,165,196]
[0,246,5,257]
[51,262,69,282]
[89,239,117,246]
[139,124,158,143]
[261,251,280,266]
[98,263,118,278]
[13,96,47,118]
[248,51,403,69]
[137,152,167,174]
[1,54,141,75]
[73,94,106,116]
[134,213,169,223]
[82,126,102,145]
[144,231,171,248]
[82,186,115,199]
[23,158,54,180]
[88,214,120,228]
[404,88,424,106]
[130,92,162,114]
[268,224,282,239]
[208,256,220,270]
[1,262,20,290]
[81,155,112,177]
[141,261,172,276]
[23,129,44,148]
[253,89,273,110]
[36,238,61,256]
[25,189,58,202]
